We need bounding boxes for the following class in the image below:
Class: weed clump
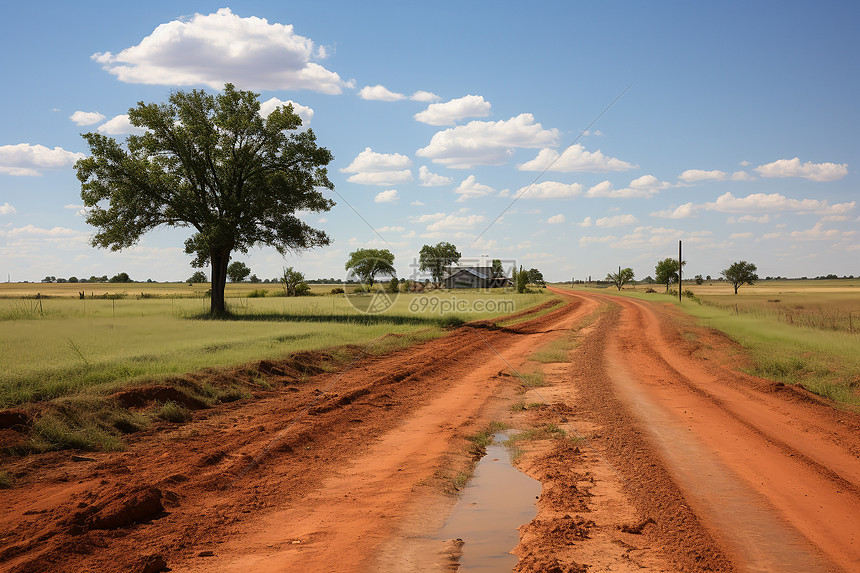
[156,401,190,423]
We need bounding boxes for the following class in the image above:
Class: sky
[1,1,858,283]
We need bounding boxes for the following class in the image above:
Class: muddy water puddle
[434,433,541,571]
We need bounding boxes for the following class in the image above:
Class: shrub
[247,289,268,298]
[330,287,345,295]
[295,282,311,296]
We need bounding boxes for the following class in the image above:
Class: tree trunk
[210,249,230,315]
[734,283,739,294]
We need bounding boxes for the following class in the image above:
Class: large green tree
[418,242,461,287]
[655,258,685,292]
[75,84,334,314]
[345,248,396,287]
[721,261,758,294]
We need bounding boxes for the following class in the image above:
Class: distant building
[444,256,513,289]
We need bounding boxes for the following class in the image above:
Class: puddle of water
[434,433,541,571]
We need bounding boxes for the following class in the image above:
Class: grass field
[0,283,551,409]
[0,282,553,451]
[558,279,860,407]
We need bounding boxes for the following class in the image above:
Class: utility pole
[678,240,683,303]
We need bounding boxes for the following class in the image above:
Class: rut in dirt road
[556,288,860,573]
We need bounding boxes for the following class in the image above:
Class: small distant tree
[68,276,79,283]
[694,274,704,285]
[227,261,251,283]
[109,272,131,283]
[643,275,654,284]
[606,267,635,291]
[188,270,208,283]
[655,258,685,292]
[491,259,505,279]
[721,261,758,294]
[345,248,396,287]
[419,242,461,287]
[515,265,528,293]
[281,266,306,296]
[527,268,546,286]
[41,276,55,283]
[386,277,400,294]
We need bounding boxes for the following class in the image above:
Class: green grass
[516,371,547,389]
[680,302,860,406]
[156,401,191,423]
[529,334,577,363]
[0,290,548,409]
[0,286,550,452]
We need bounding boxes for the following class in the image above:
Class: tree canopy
[227,261,251,283]
[655,258,685,292]
[721,261,758,294]
[527,268,546,286]
[418,242,461,287]
[75,83,334,314]
[188,271,208,284]
[606,267,634,291]
[345,248,396,287]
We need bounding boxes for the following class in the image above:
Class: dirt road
[1,289,858,572]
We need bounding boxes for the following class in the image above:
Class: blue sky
[1,1,857,283]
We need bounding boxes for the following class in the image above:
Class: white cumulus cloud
[0,202,16,215]
[418,165,452,186]
[595,214,638,227]
[515,181,582,199]
[790,222,847,240]
[651,203,696,219]
[0,144,85,176]
[410,91,440,102]
[454,175,495,202]
[585,180,658,198]
[414,94,491,125]
[91,8,344,94]
[358,84,405,101]
[69,111,106,126]
[374,189,399,203]
[259,97,313,126]
[97,115,147,135]
[416,114,559,169]
[340,147,413,186]
[519,144,635,173]
[6,224,81,238]
[678,169,726,183]
[705,192,855,215]
[547,214,566,224]
[754,157,848,182]
[629,174,672,191]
